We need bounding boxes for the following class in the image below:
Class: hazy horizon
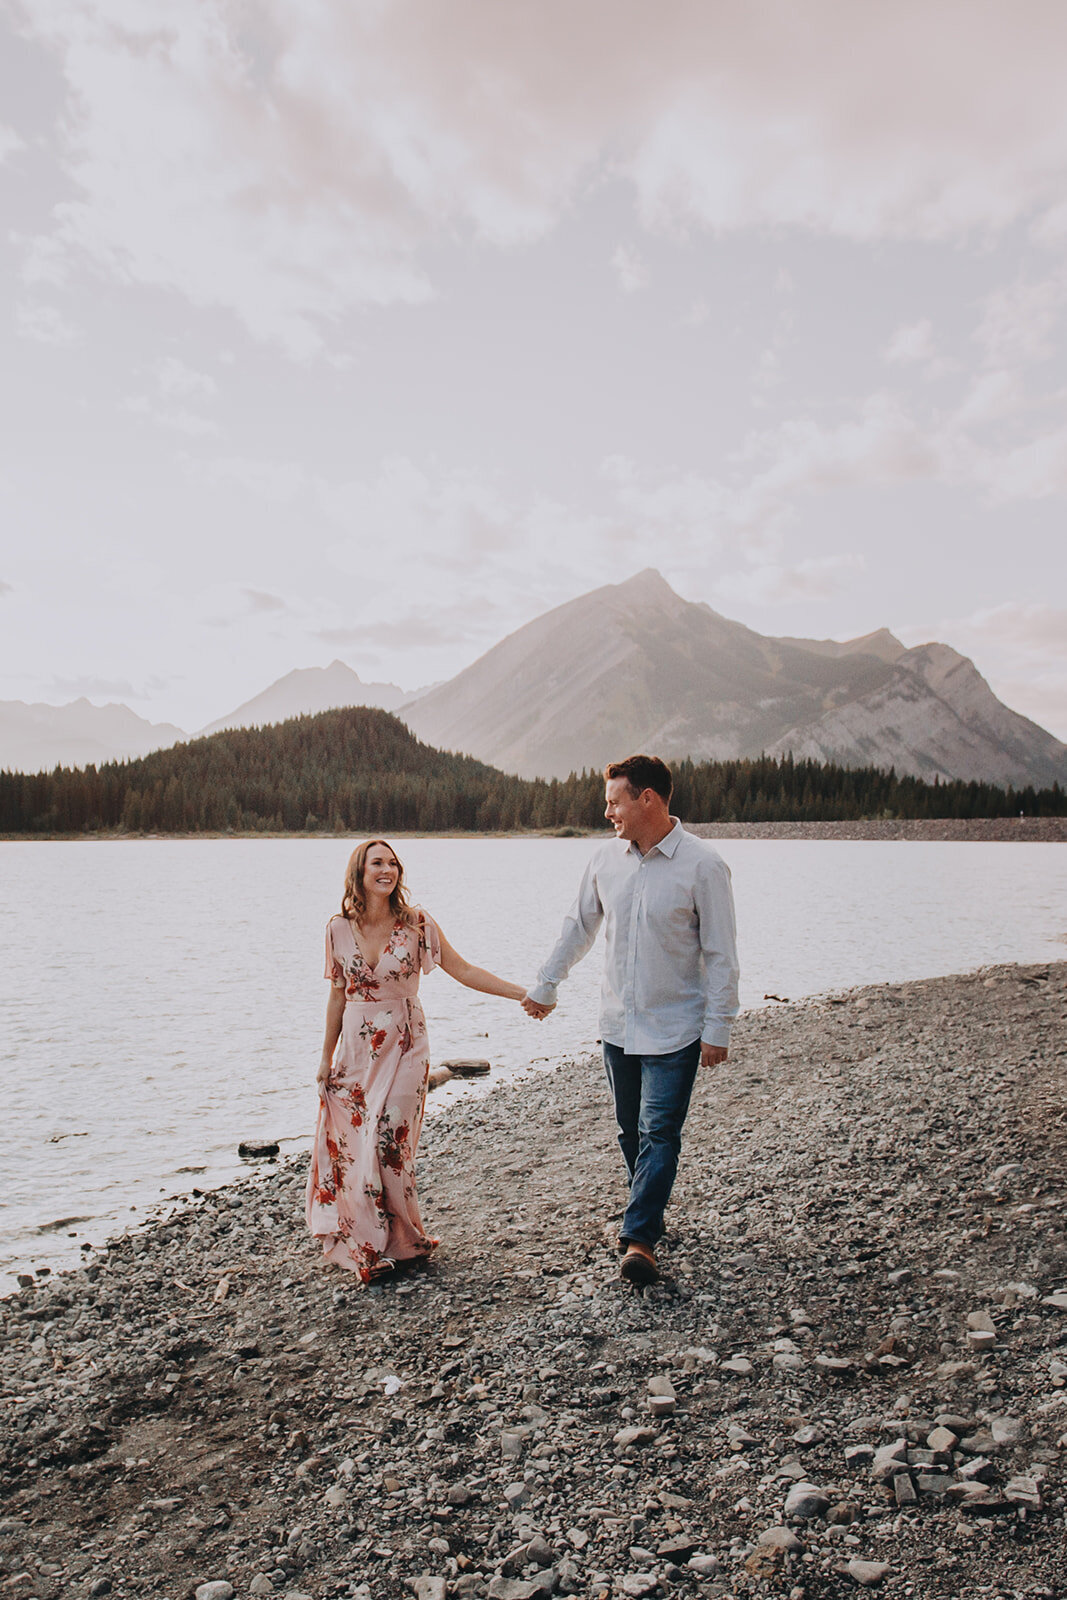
[3,3,1066,738]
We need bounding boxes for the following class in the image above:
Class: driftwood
[438,1058,491,1078]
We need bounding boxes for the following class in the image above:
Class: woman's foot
[365,1257,396,1283]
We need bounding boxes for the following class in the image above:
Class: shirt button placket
[625,867,643,1052]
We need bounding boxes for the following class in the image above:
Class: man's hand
[522,995,555,1020]
[701,1043,728,1068]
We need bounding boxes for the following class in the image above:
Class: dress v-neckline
[349,915,401,974]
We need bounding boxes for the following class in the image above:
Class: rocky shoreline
[4,817,1065,845]
[3,962,1066,1600]
[686,819,1067,843]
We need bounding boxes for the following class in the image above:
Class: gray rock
[967,1309,997,1334]
[524,1535,556,1567]
[847,1560,891,1586]
[871,1439,909,1482]
[1003,1475,1043,1509]
[893,1473,917,1507]
[487,1575,555,1600]
[783,1481,830,1520]
[249,1579,274,1597]
[687,1554,722,1576]
[916,1472,955,1497]
[647,1375,676,1399]
[990,1416,1027,1446]
[619,1576,660,1600]
[503,1482,530,1510]
[195,1585,235,1600]
[413,1579,448,1600]
[613,1425,657,1448]
[758,1526,803,1551]
[958,1456,996,1482]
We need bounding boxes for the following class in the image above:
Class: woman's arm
[436,925,526,1002]
[317,984,345,1085]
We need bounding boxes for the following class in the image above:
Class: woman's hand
[316,1059,332,1095]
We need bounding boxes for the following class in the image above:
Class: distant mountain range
[0,663,420,773]
[402,570,1067,787]
[3,572,1064,786]
[0,698,186,775]
[198,661,413,736]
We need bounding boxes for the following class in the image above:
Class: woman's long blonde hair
[342,838,416,926]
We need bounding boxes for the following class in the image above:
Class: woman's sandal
[365,1257,396,1283]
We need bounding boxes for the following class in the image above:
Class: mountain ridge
[4,572,1062,784]
[401,569,1067,786]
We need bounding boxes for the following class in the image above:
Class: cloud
[974,274,1067,368]
[121,355,220,436]
[314,617,471,650]
[898,601,1067,740]
[970,422,1067,499]
[883,318,936,366]
[952,369,1026,428]
[122,394,220,437]
[243,588,287,614]
[15,0,1067,354]
[156,356,216,400]
[15,302,79,345]
[46,674,137,699]
[941,601,1067,658]
[0,579,13,596]
[713,553,865,608]
[0,124,24,164]
[611,244,648,293]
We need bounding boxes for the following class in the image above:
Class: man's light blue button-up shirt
[527,820,740,1054]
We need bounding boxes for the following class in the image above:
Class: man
[524,754,739,1285]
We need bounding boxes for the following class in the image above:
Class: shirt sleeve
[695,854,740,1047]
[526,856,605,1005]
[418,910,443,974]
[324,919,345,989]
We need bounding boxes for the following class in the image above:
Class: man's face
[604,777,645,840]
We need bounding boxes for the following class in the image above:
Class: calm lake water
[2,836,1065,1289]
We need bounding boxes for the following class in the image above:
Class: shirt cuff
[701,1023,733,1049]
[526,979,558,1007]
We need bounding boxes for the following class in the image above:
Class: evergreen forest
[0,706,1063,835]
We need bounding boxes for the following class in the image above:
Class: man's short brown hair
[604,754,673,803]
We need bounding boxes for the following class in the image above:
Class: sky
[1,1,1066,739]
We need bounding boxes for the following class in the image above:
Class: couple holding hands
[306,754,739,1288]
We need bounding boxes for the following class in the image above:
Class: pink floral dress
[305,909,442,1281]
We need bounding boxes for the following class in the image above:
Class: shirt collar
[627,817,684,859]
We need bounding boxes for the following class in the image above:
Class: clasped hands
[521,995,554,1020]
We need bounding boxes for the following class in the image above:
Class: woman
[306,838,527,1283]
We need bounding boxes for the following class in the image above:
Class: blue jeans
[603,1039,701,1248]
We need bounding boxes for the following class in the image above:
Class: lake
[1,836,1064,1289]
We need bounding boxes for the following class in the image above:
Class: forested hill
[0,706,1063,834]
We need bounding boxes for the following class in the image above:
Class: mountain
[401,569,1067,786]
[767,641,1067,788]
[198,660,412,736]
[0,698,186,774]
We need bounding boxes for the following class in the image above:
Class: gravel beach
[3,961,1066,1600]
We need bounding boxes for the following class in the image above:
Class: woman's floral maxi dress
[306,909,442,1281]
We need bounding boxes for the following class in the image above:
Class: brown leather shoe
[620,1242,658,1284]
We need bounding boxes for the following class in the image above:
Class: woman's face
[362,845,400,899]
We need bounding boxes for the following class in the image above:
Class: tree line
[0,706,1063,834]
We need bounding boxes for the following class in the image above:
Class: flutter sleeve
[324,918,346,989]
[418,910,442,974]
